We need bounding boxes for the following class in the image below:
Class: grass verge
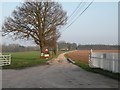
[65,54,120,81]
[2,51,62,69]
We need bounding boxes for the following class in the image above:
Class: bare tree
[2,1,67,57]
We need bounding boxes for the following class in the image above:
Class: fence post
[89,49,93,67]
[9,54,11,65]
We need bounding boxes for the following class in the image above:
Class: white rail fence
[0,54,11,66]
[89,52,120,73]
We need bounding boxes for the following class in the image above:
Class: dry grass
[66,50,119,64]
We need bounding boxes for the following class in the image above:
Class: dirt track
[2,53,119,88]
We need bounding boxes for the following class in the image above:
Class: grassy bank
[2,51,62,69]
[65,54,120,81]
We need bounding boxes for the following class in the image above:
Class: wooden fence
[0,54,11,66]
[89,52,120,73]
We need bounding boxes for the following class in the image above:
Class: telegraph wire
[66,1,87,25]
[61,0,94,33]
[68,0,84,21]
[60,1,86,32]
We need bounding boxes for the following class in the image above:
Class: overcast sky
[0,0,118,46]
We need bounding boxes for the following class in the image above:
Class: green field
[3,51,60,69]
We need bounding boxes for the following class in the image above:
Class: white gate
[89,52,120,73]
[0,54,11,66]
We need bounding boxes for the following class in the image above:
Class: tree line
[2,42,119,53]
[58,41,119,51]
[2,44,39,53]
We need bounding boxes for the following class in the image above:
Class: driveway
[2,53,119,88]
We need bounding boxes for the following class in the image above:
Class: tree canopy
[2,1,67,54]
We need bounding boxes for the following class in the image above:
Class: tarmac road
[2,53,119,88]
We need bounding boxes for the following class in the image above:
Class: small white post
[90,49,93,59]
[90,49,93,54]
[89,49,93,67]
[9,54,11,65]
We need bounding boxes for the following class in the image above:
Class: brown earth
[65,50,119,64]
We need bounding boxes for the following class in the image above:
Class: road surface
[2,53,119,88]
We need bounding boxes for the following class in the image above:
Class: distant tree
[58,41,78,51]
[2,1,67,57]
[66,42,71,50]
[58,41,67,50]
[77,44,119,50]
[70,43,77,50]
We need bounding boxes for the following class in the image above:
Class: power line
[68,1,83,21]
[60,1,87,33]
[60,1,86,32]
[64,0,94,32]
[61,0,94,33]
[66,1,87,25]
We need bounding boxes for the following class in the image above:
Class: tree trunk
[54,47,57,55]
[39,44,44,58]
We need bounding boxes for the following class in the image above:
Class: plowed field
[65,50,119,64]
